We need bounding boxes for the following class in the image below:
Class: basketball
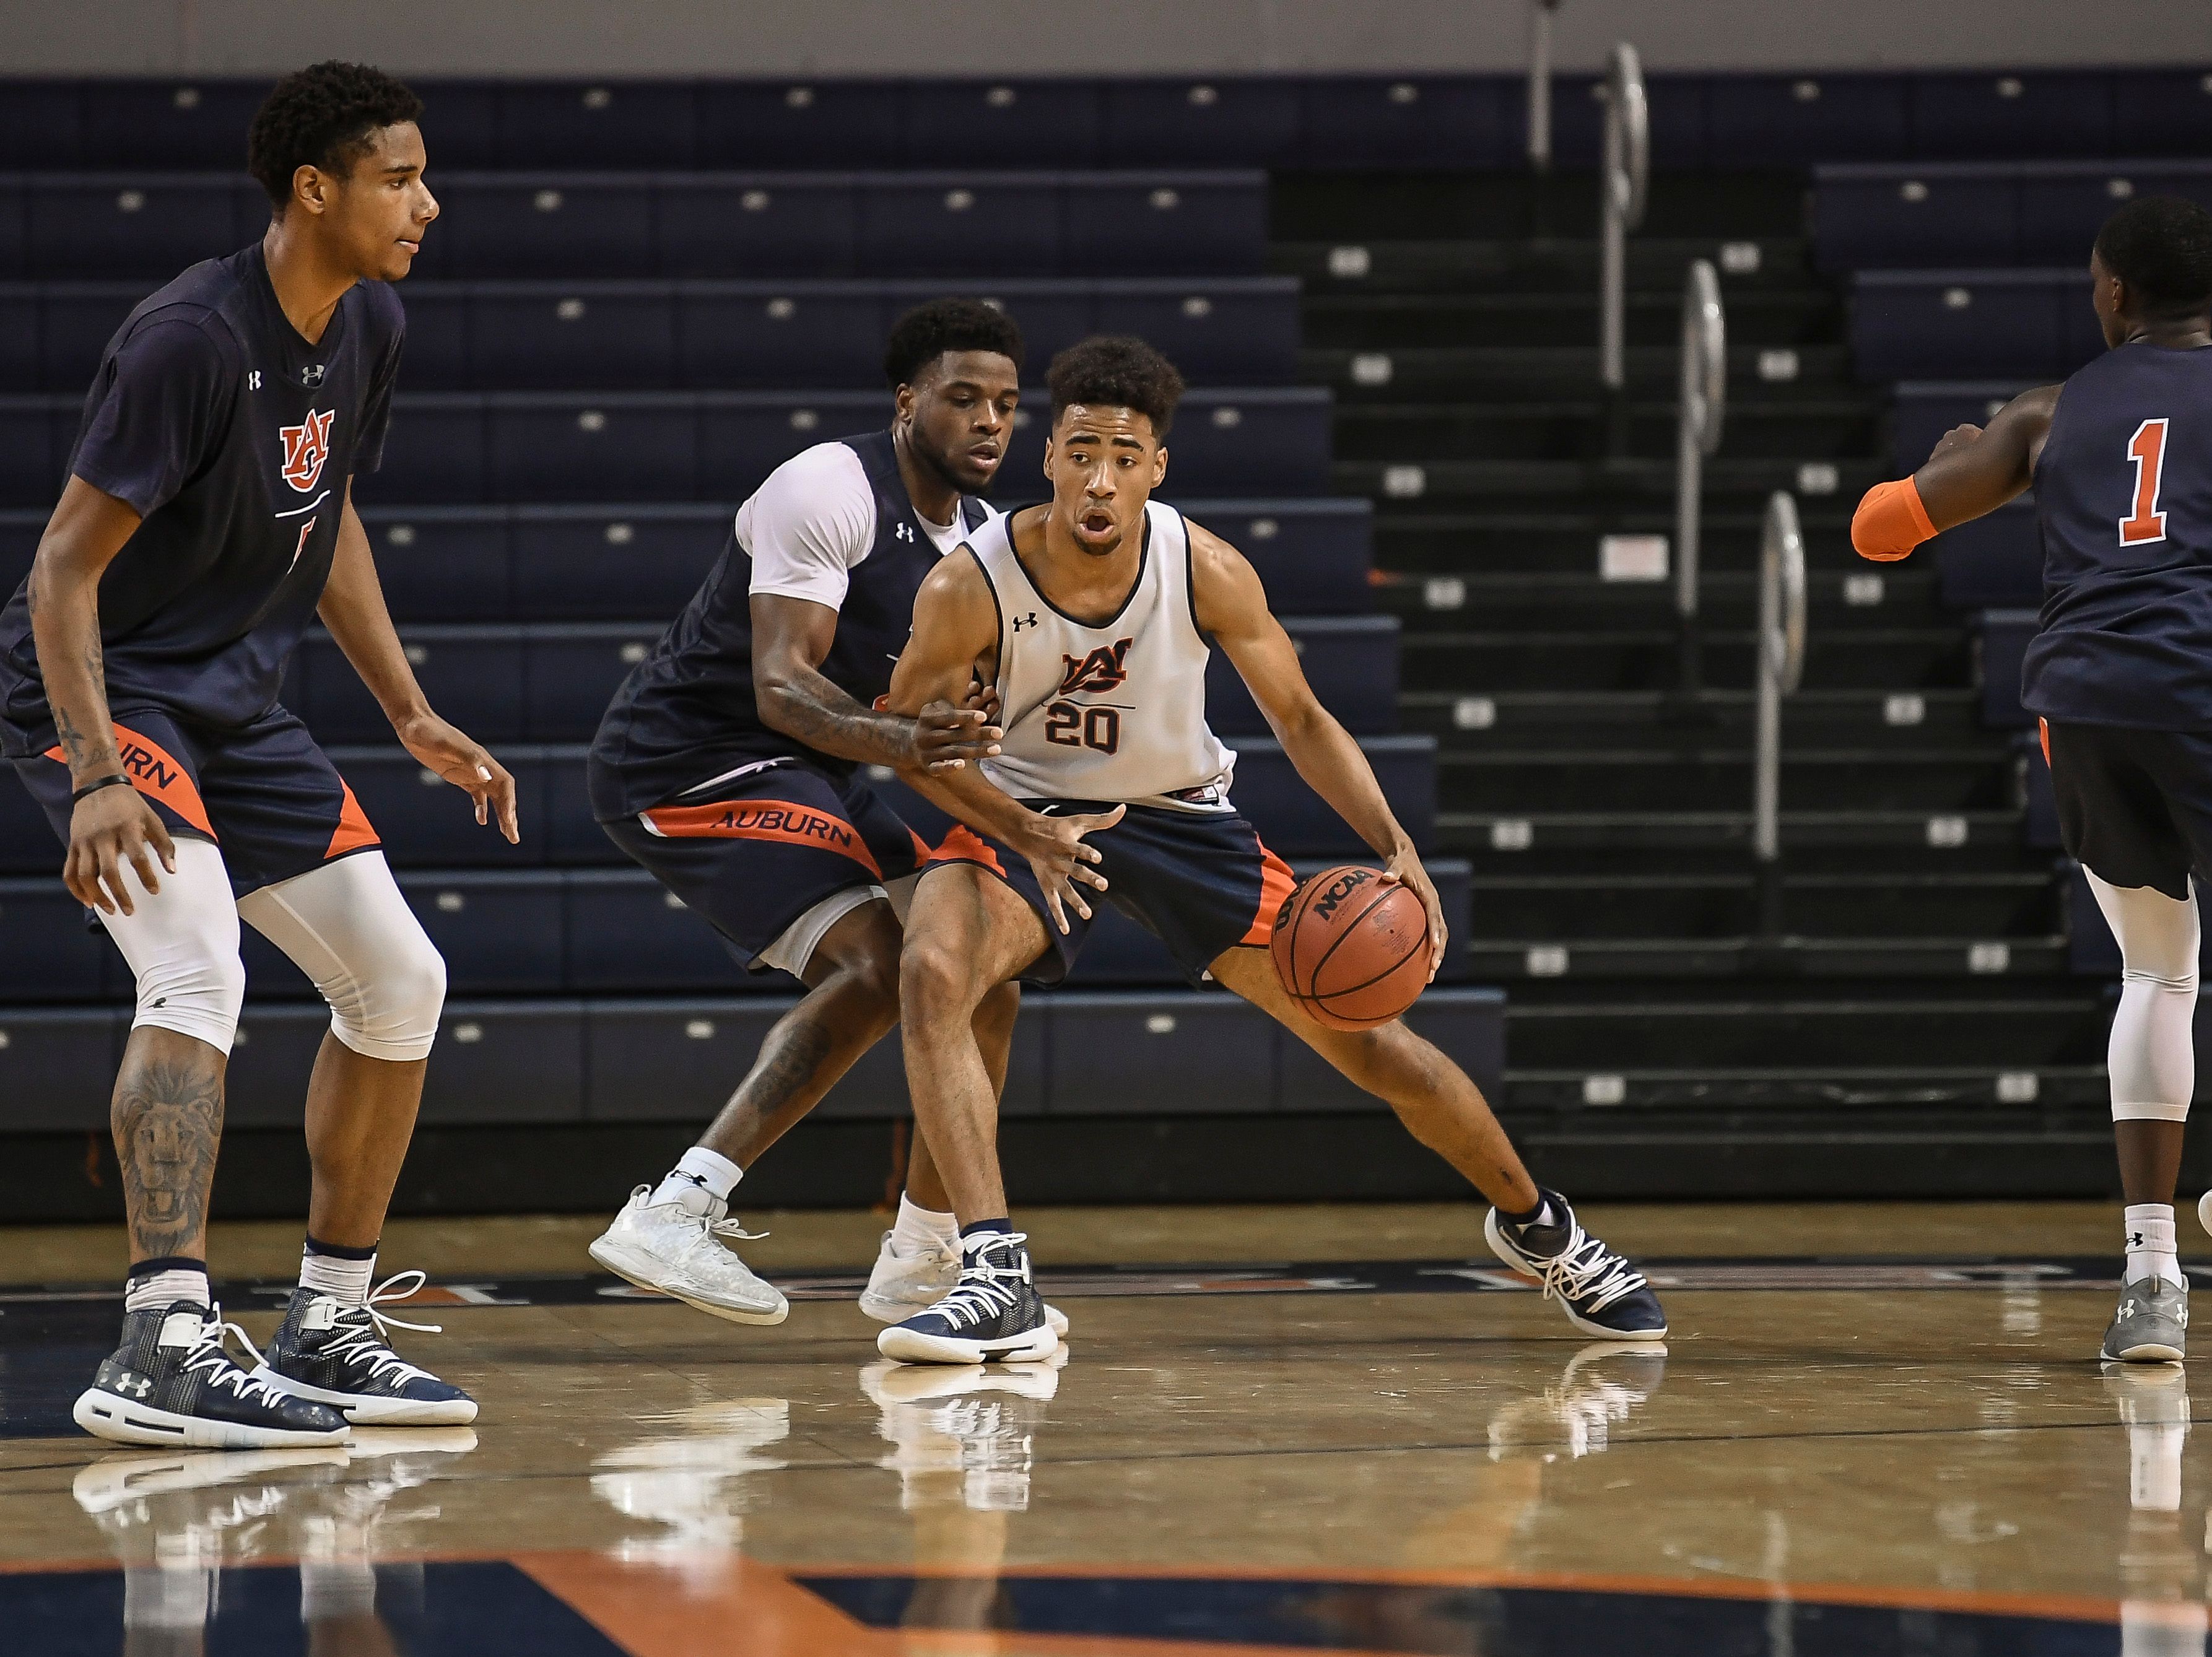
[1269,865,1430,1030]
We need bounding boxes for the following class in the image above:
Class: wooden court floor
[0,1201,2202,1655]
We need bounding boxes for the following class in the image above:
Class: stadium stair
[1272,166,2122,1170]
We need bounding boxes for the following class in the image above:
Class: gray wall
[15,0,2211,76]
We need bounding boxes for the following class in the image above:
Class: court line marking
[786,1558,2123,1627]
[0,1543,2129,1633]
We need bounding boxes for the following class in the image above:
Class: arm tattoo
[764,666,913,768]
[112,1050,225,1263]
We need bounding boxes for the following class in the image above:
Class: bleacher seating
[4,69,2209,173]
[0,277,1303,392]
[0,171,1270,281]
[0,497,1374,619]
[12,63,2210,1150]
[0,386,1336,508]
[1817,160,2212,272]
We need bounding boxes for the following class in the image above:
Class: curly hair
[247,61,424,212]
[1045,336,1186,439]
[882,298,1025,389]
[2096,197,2212,320]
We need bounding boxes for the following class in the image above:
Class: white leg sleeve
[95,836,246,1053]
[2088,870,2200,1124]
[237,851,446,1063]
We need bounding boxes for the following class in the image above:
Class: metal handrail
[1599,40,1648,394]
[1673,258,1726,689]
[1527,0,1562,175]
[1754,491,1808,881]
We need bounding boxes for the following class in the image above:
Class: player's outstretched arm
[322,481,518,842]
[889,552,1120,933]
[751,592,1000,774]
[1851,384,2061,562]
[27,477,177,915]
[1191,521,1444,976]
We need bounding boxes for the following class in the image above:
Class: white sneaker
[859,1230,1069,1336]
[588,1186,788,1326]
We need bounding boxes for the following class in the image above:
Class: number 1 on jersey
[2121,417,2171,547]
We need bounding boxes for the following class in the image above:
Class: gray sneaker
[2102,1276,2189,1363]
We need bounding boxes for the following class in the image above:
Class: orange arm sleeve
[1850,476,1936,562]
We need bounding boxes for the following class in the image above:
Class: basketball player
[1851,196,2212,1362]
[586,301,1061,1341]
[872,336,1668,1362]
[0,63,508,1445]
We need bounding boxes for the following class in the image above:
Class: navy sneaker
[877,1231,1060,1365]
[1485,1189,1668,1340]
[74,1302,351,1450]
[251,1273,477,1426]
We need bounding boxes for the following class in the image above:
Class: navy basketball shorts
[2043,720,2212,902]
[12,705,380,896]
[599,757,931,975]
[925,799,1297,988]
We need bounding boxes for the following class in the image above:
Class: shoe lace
[1526,1225,1649,1318]
[931,1235,1032,1331]
[178,1305,294,1409]
[318,1272,445,1385]
[630,1185,768,1243]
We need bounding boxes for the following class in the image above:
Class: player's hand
[1928,422,1983,464]
[65,781,176,916]
[396,710,520,843]
[1379,842,1447,983]
[1014,804,1124,934]
[910,699,1003,775]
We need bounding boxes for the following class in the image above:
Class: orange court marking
[513,1550,876,1657]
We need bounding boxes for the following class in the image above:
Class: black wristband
[70,773,132,806]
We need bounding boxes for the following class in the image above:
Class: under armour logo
[894,523,915,542]
[248,370,263,390]
[122,1376,152,1398]
[673,1170,708,1189]
[1012,613,1039,631]
[301,363,326,388]
[2130,1232,2146,1247]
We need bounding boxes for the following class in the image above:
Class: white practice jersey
[969,501,1237,812]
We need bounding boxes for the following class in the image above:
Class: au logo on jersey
[1058,638,1134,694]
[279,408,334,494]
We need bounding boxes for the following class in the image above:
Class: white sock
[300,1246,377,1306]
[652,1146,741,1219]
[124,1264,210,1316]
[891,1192,959,1256]
[2125,1203,2187,1290]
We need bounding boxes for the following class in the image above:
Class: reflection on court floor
[0,1232,2200,1655]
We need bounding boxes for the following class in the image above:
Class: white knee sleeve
[2088,870,2200,1124]
[237,852,446,1063]
[95,837,246,1053]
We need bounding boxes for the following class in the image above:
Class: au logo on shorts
[279,408,335,493]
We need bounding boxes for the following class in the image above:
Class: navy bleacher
[5,69,2210,173]
[0,498,1375,620]
[0,386,1335,508]
[30,61,2212,1133]
[0,171,1269,281]
[1817,160,2212,273]
[1,277,1303,392]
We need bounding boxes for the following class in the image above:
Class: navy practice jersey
[0,243,401,754]
[2025,342,2212,730]
[588,428,991,819]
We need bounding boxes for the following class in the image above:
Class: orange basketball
[1269,865,1430,1031]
